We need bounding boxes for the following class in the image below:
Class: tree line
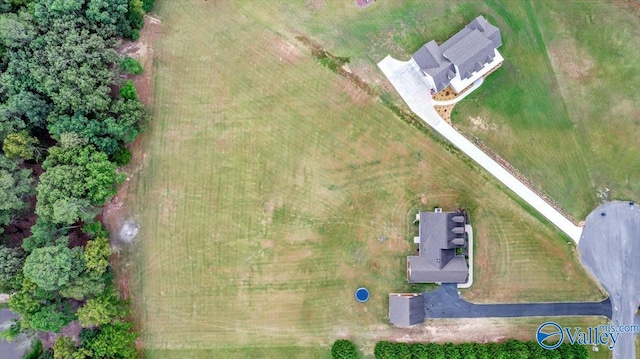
[331,339,589,359]
[0,0,154,358]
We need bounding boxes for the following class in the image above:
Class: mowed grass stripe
[126,1,605,356]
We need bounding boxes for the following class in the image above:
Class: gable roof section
[412,40,455,92]
[467,15,502,48]
[442,29,495,80]
[407,212,468,283]
[389,294,425,327]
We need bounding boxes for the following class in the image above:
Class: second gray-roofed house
[407,210,469,284]
[410,15,503,94]
[389,293,425,327]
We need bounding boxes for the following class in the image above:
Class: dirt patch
[39,320,82,349]
[467,116,497,132]
[306,0,327,11]
[547,39,594,82]
[67,227,91,248]
[352,318,520,354]
[119,15,162,106]
[271,34,305,64]
[334,77,371,107]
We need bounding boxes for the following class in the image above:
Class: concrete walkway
[457,224,474,289]
[432,77,484,106]
[378,56,583,243]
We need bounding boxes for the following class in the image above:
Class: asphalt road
[579,201,640,359]
[0,309,26,359]
[424,284,612,319]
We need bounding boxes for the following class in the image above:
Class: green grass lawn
[123,1,610,358]
[451,0,640,218]
[257,0,640,221]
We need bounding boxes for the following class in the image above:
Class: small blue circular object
[355,287,370,302]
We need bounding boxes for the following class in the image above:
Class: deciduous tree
[29,303,75,332]
[0,246,25,291]
[53,336,77,359]
[0,154,32,232]
[77,287,127,327]
[84,321,137,359]
[83,237,111,274]
[23,242,84,291]
[36,144,123,225]
[60,271,107,300]
[3,131,39,160]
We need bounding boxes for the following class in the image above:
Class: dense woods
[0,0,154,357]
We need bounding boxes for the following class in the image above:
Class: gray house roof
[412,40,455,92]
[389,294,425,326]
[407,211,468,283]
[442,29,495,80]
[411,15,502,91]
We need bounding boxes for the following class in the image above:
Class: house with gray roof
[387,209,470,327]
[411,15,503,94]
[407,210,468,284]
[388,293,425,327]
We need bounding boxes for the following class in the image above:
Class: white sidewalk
[378,56,582,243]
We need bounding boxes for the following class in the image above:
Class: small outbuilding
[388,293,425,327]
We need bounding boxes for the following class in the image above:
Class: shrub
[23,339,43,359]
[374,341,396,359]
[142,0,154,12]
[119,80,138,101]
[113,146,132,166]
[331,339,358,359]
[0,320,21,341]
[82,221,110,239]
[128,0,144,30]
[121,57,143,75]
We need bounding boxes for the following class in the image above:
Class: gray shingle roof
[442,29,495,80]
[407,211,468,284]
[389,294,425,326]
[411,40,455,92]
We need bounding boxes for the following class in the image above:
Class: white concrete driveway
[378,56,583,243]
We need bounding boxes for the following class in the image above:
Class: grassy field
[234,0,640,220]
[121,1,613,358]
[451,0,640,218]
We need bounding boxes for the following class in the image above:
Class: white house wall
[449,49,504,93]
